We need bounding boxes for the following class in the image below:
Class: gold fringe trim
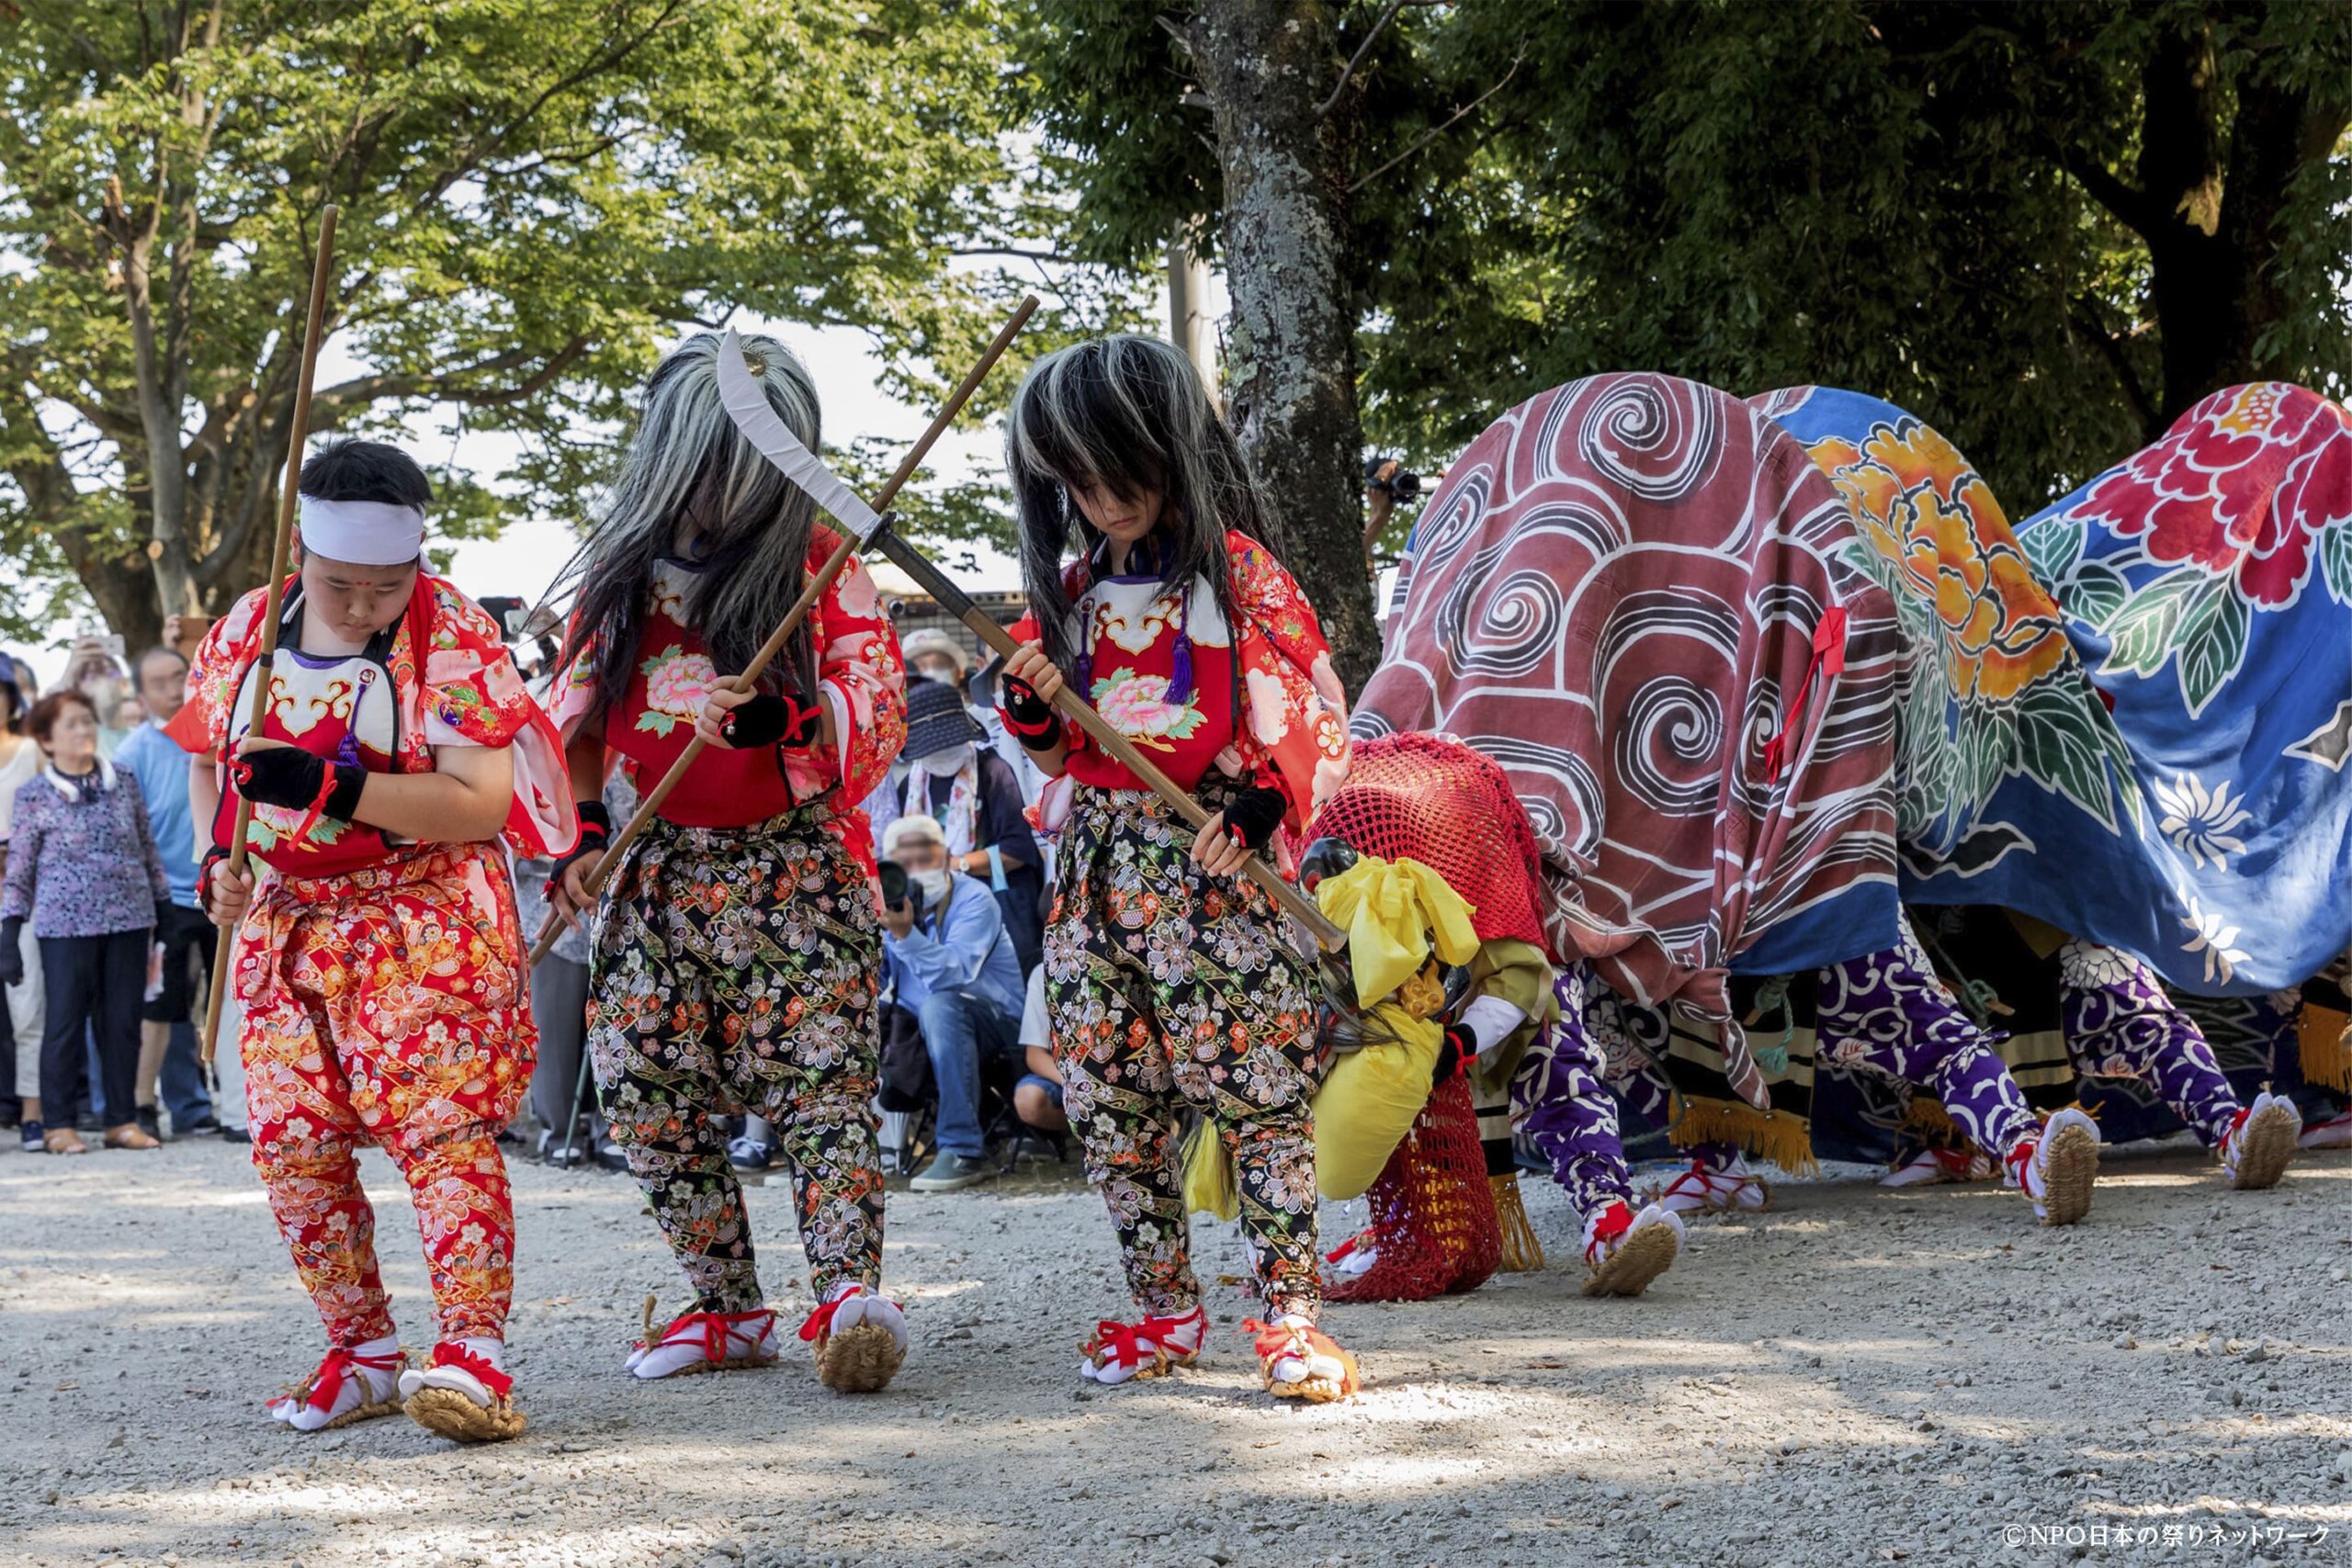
[2301,1005,2351,1092]
[1900,1095,1961,1145]
[1670,1094,1818,1178]
[1490,1173,1544,1272]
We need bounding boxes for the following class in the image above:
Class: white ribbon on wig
[297,495,427,566]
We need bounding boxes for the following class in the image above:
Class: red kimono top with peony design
[1012,530,1351,854]
[171,573,577,877]
[547,534,905,870]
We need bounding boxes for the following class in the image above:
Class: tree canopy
[0,0,1135,649]
[1027,0,2350,554]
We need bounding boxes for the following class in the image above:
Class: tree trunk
[1191,0,1382,694]
[2134,22,2352,425]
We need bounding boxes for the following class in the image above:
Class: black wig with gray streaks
[548,332,825,725]
[1005,334,1273,671]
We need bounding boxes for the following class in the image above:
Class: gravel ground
[2,1132,2346,1568]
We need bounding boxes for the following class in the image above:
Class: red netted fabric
[1303,733,1550,951]
[1324,1074,1502,1302]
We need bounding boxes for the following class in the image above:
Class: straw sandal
[1244,1317,1360,1404]
[798,1287,907,1393]
[401,1343,526,1443]
[1080,1307,1207,1385]
[1580,1200,1682,1298]
[2009,1106,2099,1226]
[267,1347,408,1432]
[627,1297,780,1379]
[2222,1093,2300,1191]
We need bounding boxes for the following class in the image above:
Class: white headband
[298,495,426,567]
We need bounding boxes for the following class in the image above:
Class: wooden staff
[526,295,1041,964]
[199,206,339,1068]
[861,526,1350,953]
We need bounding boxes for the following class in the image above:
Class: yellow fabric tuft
[1311,1003,1444,1200]
[1182,1119,1238,1221]
[1315,853,1482,1007]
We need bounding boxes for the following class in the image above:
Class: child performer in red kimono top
[181,439,576,1444]
[545,332,910,1393]
[997,335,1358,1402]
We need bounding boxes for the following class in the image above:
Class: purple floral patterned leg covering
[1816,912,2040,1161]
[1510,965,1634,1216]
[2059,942,2240,1146]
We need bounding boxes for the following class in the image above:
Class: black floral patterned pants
[586,805,885,1313]
[1043,785,1325,1319]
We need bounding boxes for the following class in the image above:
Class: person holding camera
[879,814,1025,1193]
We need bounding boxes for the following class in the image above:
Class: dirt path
[2,1134,2346,1568]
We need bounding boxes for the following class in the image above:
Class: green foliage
[1025,0,2349,537]
[0,0,1146,644]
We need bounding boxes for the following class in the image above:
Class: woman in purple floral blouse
[0,690,170,1154]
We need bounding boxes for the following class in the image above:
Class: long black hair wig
[548,332,825,725]
[1004,333,1275,671]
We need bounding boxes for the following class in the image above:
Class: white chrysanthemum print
[2152,773,2251,870]
[2180,898,2250,985]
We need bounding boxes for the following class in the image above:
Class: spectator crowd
[1,615,1073,1187]
[0,630,235,1154]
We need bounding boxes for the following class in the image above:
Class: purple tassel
[1073,650,1093,705]
[1164,631,1194,707]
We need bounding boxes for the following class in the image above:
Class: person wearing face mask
[175,437,576,1445]
[886,677,1045,974]
[902,628,1046,808]
[63,641,133,760]
[878,813,1025,1192]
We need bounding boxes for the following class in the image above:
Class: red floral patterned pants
[235,844,534,1346]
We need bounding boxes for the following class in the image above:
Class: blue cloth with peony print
[1764,382,2352,995]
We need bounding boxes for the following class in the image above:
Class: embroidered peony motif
[1091,666,1206,750]
[636,643,717,738]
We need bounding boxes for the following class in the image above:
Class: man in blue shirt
[113,644,222,1141]
[881,814,1025,1192]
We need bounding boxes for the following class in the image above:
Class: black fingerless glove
[998,675,1062,751]
[548,800,611,894]
[1218,784,1289,853]
[0,919,21,987]
[198,846,231,919]
[720,692,823,751]
[1431,1024,1472,1088]
[234,746,366,821]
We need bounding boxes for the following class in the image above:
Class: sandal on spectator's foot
[1244,1314,1360,1404]
[626,1298,780,1380]
[1080,1306,1207,1386]
[800,1284,907,1393]
[266,1341,407,1432]
[102,1123,160,1150]
[1580,1200,1682,1298]
[43,1127,88,1156]
[400,1340,526,1443]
